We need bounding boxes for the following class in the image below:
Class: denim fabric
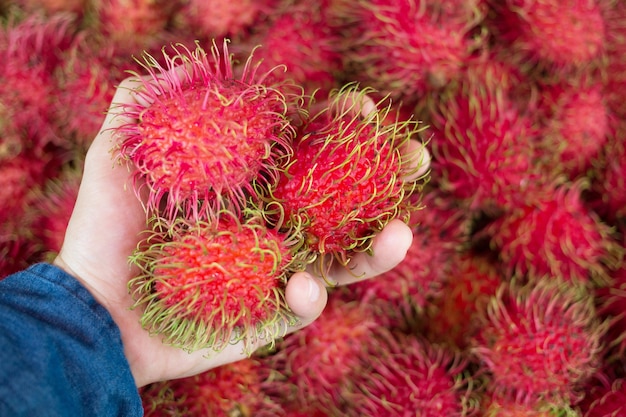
[0,263,143,416]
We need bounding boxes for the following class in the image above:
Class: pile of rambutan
[3,0,626,415]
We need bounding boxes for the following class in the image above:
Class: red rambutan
[171,0,276,40]
[533,76,609,179]
[0,13,76,158]
[264,292,379,414]
[480,179,620,285]
[587,120,626,224]
[30,162,82,258]
[424,250,503,350]
[578,377,626,417]
[471,279,605,406]
[86,0,175,55]
[340,0,483,104]
[54,35,141,148]
[240,1,344,99]
[128,210,301,353]
[141,357,280,417]
[346,188,471,330]
[487,0,606,71]
[481,389,580,416]
[350,329,477,417]
[601,0,626,119]
[426,71,536,214]
[268,84,426,268]
[115,41,298,222]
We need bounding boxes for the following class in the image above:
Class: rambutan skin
[129,211,300,353]
[340,0,483,104]
[471,279,605,406]
[427,73,536,214]
[481,180,620,285]
[264,293,379,414]
[350,329,477,417]
[488,0,606,70]
[347,188,471,330]
[115,41,298,221]
[269,84,426,264]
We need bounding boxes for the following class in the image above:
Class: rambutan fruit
[339,0,484,105]
[601,0,626,119]
[115,41,299,222]
[487,0,606,71]
[128,210,302,353]
[15,0,86,15]
[346,188,471,330]
[171,0,276,40]
[0,13,76,158]
[593,248,626,361]
[239,1,344,99]
[349,329,477,417]
[424,250,503,350]
[471,279,605,406]
[587,120,626,225]
[85,0,175,55]
[533,76,609,180]
[578,377,626,417]
[30,161,83,258]
[479,179,620,285]
[481,389,581,416]
[426,70,536,214]
[141,357,281,417]
[268,84,426,268]
[54,35,141,148]
[264,292,379,414]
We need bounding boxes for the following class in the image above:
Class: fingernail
[306,274,321,303]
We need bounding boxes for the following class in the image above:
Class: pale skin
[53,76,429,388]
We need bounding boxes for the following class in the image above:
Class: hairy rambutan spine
[351,329,478,416]
[129,210,303,353]
[471,279,606,406]
[114,40,298,222]
[267,83,427,269]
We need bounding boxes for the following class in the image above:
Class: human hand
[53,76,428,387]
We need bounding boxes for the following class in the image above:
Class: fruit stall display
[1,0,626,415]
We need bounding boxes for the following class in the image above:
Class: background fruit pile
[1,0,626,415]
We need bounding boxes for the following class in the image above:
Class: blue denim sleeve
[0,263,143,417]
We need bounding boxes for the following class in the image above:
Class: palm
[54,77,418,387]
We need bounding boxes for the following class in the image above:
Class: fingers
[404,138,431,181]
[323,219,413,286]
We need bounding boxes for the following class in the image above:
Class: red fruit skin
[424,250,503,350]
[172,0,276,39]
[141,358,281,417]
[579,377,626,417]
[351,329,476,417]
[488,0,606,71]
[30,165,82,257]
[0,14,76,158]
[481,389,578,416]
[88,0,175,54]
[588,120,626,224]
[347,189,471,330]
[54,36,141,148]
[16,0,86,15]
[129,214,297,353]
[481,180,620,285]
[534,76,609,180]
[471,279,605,406]
[341,0,483,104]
[116,42,296,222]
[427,73,536,214]
[242,2,344,99]
[264,293,379,415]
[271,86,423,264]
[601,0,626,119]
